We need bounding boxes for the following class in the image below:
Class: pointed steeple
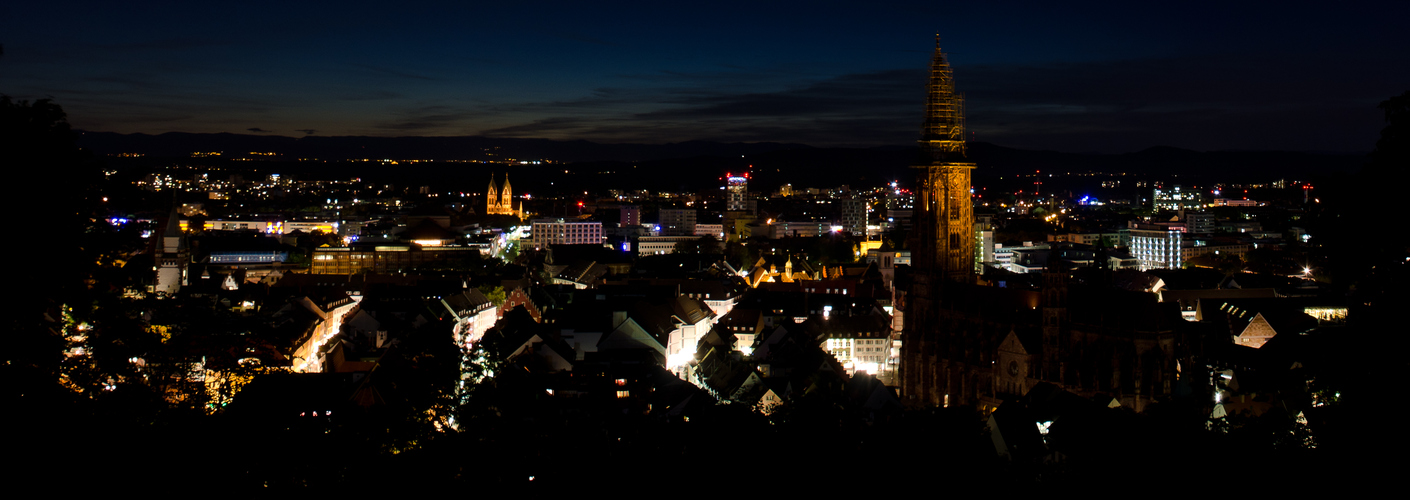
[920,38,966,161]
[501,173,512,208]
[488,173,499,212]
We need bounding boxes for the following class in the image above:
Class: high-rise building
[840,197,868,236]
[726,173,753,213]
[902,37,979,406]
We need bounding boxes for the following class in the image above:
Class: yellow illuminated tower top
[913,35,975,283]
[920,35,966,161]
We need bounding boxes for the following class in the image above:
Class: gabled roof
[598,316,667,354]
[718,308,764,332]
[801,313,891,341]
[441,288,492,316]
[845,372,902,412]
[556,260,608,285]
[997,328,1041,356]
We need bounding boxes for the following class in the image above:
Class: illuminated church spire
[903,35,979,406]
[911,36,975,283]
[486,173,520,217]
[920,35,966,162]
[487,173,500,214]
[500,173,512,209]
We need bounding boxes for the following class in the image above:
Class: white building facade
[1128,222,1184,270]
[529,218,604,249]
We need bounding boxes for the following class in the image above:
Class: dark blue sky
[4,1,1406,152]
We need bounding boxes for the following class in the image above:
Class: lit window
[615,378,627,386]
[616,390,630,399]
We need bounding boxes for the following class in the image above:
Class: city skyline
[9,9,1404,485]
[4,1,1406,153]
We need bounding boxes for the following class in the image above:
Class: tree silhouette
[1368,91,1408,173]
[5,96,92,408]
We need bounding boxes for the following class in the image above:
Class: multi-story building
[1182,240,1250,262]
[620,205,641,227]
[529,218,603,248]
[1184,211,1216,235]
[1128,221,1185,270]
[285,221,339,234]
[1211,198,1258,207]
[974,222,995,272]
[203,220,283,233]
[1009,244,1052,273]
[1152,185,1205,211]
[694,223,724,238]
[885,208,913,232]
[840,197,868,236]
[635,235,705,255]
[1220,220,1263,233]
[1048,231,1122,247]
[727,173,750,213]
[310,245,485,274]
[199,220,340,234]
[658,208,697,236]
[771,219,830,238]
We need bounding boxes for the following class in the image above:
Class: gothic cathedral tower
[902,37,977,406]
[915,37,975,283]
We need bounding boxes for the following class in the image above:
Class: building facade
[659,208,697,236]
[727,174,750,212]
[620,205,641,227]
[1152,185,1205,211]
[1128,222,1184,271]
[635,235,704,255]
[840,197,868,236]
[529,218,604,248]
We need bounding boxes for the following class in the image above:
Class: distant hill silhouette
[76,131,1365,191]
[75,131,813,163]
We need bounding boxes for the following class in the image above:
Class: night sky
[4,1,1406,153]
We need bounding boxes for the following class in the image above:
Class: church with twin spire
[486,173,523,218]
